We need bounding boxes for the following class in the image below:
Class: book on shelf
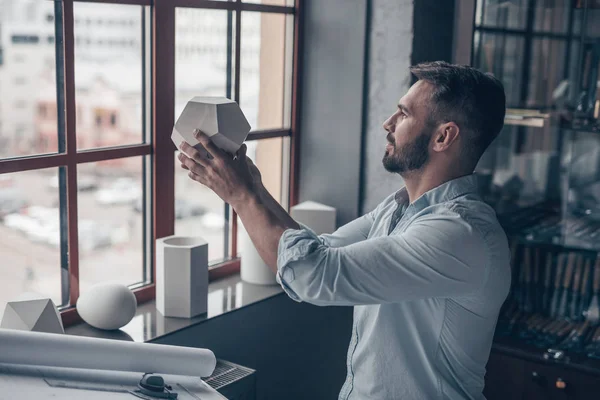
[504,108,550,128]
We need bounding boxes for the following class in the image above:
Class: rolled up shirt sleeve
[276,211,489,306]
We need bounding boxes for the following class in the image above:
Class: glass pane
[240,12,290,130]
[174,150,228,263]
[585,8,600,38]
[78,157,145,294]
[175,8,233,119]
[526,39,567,107]
[73,3,146,150]
[475,0,528,30]
[473,32,525,107]
[246,137,288,205]
[477,127,558,214]
[0,0,60,159]
[533,0,572,34]
[0,168,62,318]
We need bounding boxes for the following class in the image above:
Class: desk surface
[66,275,283,343]
[0,362,227,400]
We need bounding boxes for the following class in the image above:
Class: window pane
[78,157,145,294]
[0,168,62,317]
[526,39,566,108]
[237,137,289,259]
[174,8,233,264]
[174,151,228,263]
[0,1,60,159]
[73,3,147,150]
[175,8,233,118]
[533,0,573,34]
[240,12,291,130]
[473,32,525,107]
[247,137,289,205]
[475,0,528,30]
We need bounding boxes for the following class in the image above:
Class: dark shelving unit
[473,1,600,398]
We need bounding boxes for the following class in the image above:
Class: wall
[361,0,414,213]
[361,0,456,213]
[298,0,454,217]
[152,294,353,400]
[297,0,368,226]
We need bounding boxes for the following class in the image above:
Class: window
[0,0,301,326]
[11,35,40,44]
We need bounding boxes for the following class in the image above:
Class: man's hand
[178,130,259,209]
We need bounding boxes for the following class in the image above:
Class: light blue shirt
[277,174,511,399]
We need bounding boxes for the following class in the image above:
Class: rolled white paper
[0,328,216,378]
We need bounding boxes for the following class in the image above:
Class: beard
[382,130,431,174]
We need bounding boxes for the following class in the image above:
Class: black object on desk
[203,360,256,400]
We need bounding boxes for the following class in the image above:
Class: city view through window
[0,0,292,318]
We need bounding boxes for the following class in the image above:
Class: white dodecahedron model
[172,96,251,159]
[0,293,64,334]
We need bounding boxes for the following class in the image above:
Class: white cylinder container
[156,236,208,318]
[239,223,277,285]
[290,201,337,235]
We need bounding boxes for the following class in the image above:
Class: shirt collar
[394,174,480,212]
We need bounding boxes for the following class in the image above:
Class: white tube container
[239,224,277,285]
[290,201,337,235]
[156,236,208,318]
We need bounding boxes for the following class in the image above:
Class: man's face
[382,80,436,174]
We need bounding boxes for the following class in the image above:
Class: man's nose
[383,117,393,133]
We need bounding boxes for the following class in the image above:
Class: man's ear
[432,122,459,153]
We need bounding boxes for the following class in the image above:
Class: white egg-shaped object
[77,282,137,330]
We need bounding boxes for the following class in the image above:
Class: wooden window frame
[0,0,303,327]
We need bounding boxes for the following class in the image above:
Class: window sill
[65,274,283,343]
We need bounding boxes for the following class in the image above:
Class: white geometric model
[76,282,137,330]
[0,293,64,334]
[290,201,337,235]
[156,235,209,318]
[172,96,251,159]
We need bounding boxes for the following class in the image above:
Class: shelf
[493,332,600,377]
[498,205,600,253]
[504,108,550,128]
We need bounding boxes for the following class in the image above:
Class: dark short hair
[410,61,506,163]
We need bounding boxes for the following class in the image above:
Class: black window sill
[65,274,283,343]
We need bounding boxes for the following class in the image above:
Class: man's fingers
[194,130,223,160]
[178,152,206,175]
[178,142,211,167]
[236,143,247,160]
[187,170,206,185]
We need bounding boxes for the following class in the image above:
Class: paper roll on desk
[0,328,216,377]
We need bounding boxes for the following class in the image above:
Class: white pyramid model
[290,201,337,235]
[172,96,251,159]
[0,294,64,334]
